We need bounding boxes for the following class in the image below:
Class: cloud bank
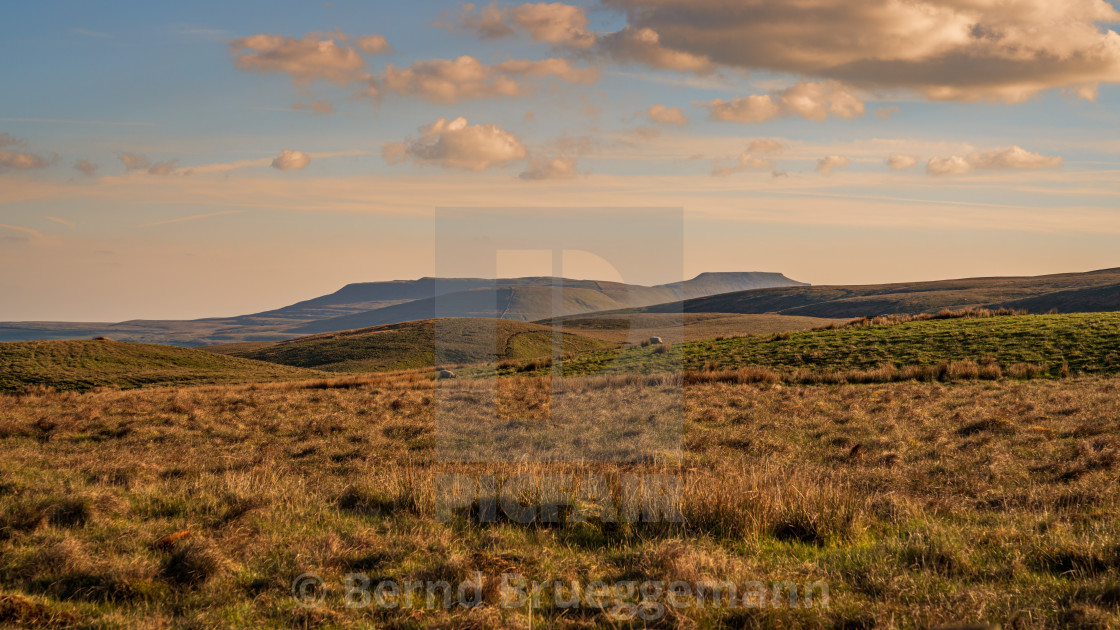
[457,1,1120,102]
[598,0,1120,102]
[379,56,598,104]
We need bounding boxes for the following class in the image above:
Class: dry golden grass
[0,373,1119,628]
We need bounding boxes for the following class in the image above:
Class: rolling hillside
[543,313,848,344]
[994,282,1120,313]
[628,267,1120,319]
[544,312,1120,377]
[211,318,613,372]
[0,339,322,393]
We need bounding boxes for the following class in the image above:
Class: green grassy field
[213,318,613,373]
[0,340,322,393]
[541,313,847,345]
[526,313,1120,378]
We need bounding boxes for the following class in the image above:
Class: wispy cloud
[605,70,747,93]
[142,210,243,227]
[71,28,113,39]
[0,223,44,239]
[175,24,233,41]
[0,117,155,127]
[182,150,368,175]
[45,216,75,228]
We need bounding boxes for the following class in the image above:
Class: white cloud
[380,56,599,104]
[520,156,579,180]
[927,146,1063,175]
[874,106,900,120]
[697,81,865,123]
[887,154,919,170]
[747,139,785,154]
[647,104,688,126]
[927,156,974,176]
[0,150,54,170]
[970,146,1064,171]
[119,153,151,171]
[511,2,595,48]
[148,159,179,176]
[230,28,595,105]
[294,99,335,114]
[230,32,387,86]
[74,160,99,176]
[817,155,852,175]
[455,2,517,39]
[713,152,773,176]
[596,26,715,73]
[0,134,55,171]
[355,34,391,55]
[271,149,312,171]
[455,2,596,48]
[383,117,528,171]
[452,3,715,71]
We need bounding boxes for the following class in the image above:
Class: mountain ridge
[621,267,1120,318]
[0,272,805,345]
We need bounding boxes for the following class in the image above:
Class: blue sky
[2,0,1119,320]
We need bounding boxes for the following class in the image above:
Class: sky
[2,0,1119,321]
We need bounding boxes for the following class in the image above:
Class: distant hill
[232,277,502,323]
[0,272,802,345]
[290,273,804,335]
[992,282,1120,314]
[624,268,1120,319]
[210,318,613,372]
[292,285,637,334]
[0,339,321,393]
[655,272,808,300]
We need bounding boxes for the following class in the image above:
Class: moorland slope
[212,318,612,372]
[0,339,321,392]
